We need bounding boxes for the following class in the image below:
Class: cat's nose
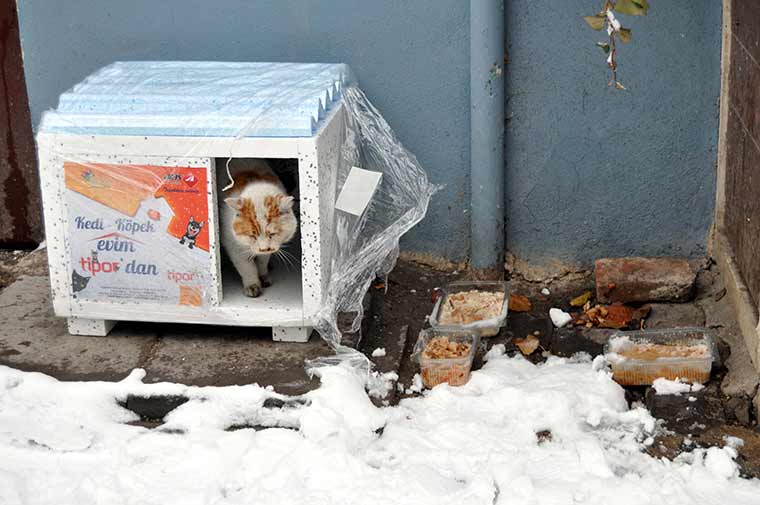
[261,247,275,253]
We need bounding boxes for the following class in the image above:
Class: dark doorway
[0,0,40,246]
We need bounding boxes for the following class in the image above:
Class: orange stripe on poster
[64,162,210,252]
[64,162,162,217]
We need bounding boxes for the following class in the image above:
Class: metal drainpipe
[470,0,505,278]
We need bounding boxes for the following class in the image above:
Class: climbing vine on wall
[584,0,650,90]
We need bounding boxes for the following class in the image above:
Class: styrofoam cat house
[37,62,349,342]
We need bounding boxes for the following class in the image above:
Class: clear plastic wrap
[37,61,436,373]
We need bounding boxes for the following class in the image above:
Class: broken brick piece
[595,257,696,304]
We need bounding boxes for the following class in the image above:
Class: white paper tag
[335,166,382,216]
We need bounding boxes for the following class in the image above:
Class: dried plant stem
[609,25,618,85]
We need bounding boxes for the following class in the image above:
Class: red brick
[595,257,696,304]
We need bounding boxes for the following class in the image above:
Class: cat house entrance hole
[215,158,306,335]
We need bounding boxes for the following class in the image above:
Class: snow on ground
[2,350,760,505]
[652,377,705,395]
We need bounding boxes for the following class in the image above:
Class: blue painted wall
[16,0,470,260]
[17,1,722,268]
[504,1,722,268]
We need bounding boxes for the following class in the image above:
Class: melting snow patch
[366,370,398,399]
[1,354,759,504]
[653,377,705,396]
[405,373,424,394]
[724,435,745,449]
[549,308,572,328]
[371,347,386,358]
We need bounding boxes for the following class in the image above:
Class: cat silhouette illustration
[179,217,204,249]
[72,269,91,296]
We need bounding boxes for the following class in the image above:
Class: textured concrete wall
[17,1,723,266]
[16,0,470,259]
[504,2,722,270]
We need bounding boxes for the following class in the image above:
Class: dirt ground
[371,258,760,479]
[0,248,36,289]
[3,247,760,477]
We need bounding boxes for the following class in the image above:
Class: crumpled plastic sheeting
[308,85,438,373]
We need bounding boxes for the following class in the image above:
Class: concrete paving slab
[141,325,332,395]
[688,267,760,397]
[646,303,706,328]
[0,246,337,394]
[0,274,155,381]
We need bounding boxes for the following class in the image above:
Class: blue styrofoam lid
[40,61,351,138]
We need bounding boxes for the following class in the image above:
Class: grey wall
[16,0,470,260]
[18,1,723,268]
[505,1,722,269]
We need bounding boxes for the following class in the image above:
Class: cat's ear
[225,197,243,211]
[279,195,295,211]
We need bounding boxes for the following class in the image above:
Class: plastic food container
[603,327,717,386]
[413,328,479,388]
[429,280,509,337]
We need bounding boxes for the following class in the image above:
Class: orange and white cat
[221,159,297,297]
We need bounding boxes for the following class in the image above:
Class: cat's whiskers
[280,247,298,266]
[282,247,300,270]
[274,249,294,270]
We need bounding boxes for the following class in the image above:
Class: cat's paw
[260,275,272,288]
[244,284,263,298]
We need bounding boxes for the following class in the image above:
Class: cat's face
[226,194,296,254]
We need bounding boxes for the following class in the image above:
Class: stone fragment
[645,383,725,433]
[645,388,710,432]
[595,257,696,304]
[725,396,752,426]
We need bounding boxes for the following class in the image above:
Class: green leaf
[634,0,650,11]
[615,0,649,16]
[618,27,632,43]
[583,15,606,30]
[596,42,611,54]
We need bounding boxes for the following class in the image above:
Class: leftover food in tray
[422,336,471,359]
[616,342,709,361]
[438,290,504,325]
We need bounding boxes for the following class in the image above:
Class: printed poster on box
[64,161,213,307]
